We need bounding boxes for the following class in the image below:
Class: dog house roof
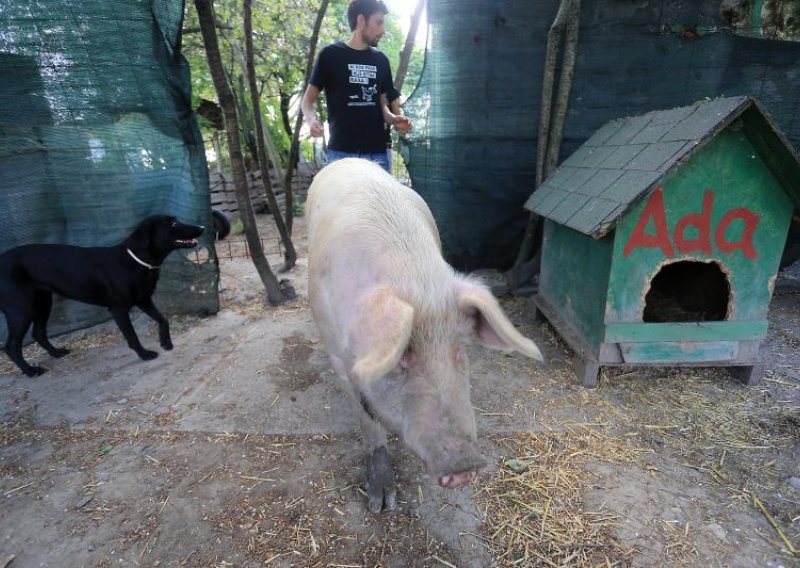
[525,96,800,239]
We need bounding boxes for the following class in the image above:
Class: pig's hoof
[365,446,396,513]
[279,279,297,300]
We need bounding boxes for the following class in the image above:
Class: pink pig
[307,158,543,513]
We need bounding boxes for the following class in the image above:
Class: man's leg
[363,152,391,173]
[327,150,390,173]
[325,148,353,165]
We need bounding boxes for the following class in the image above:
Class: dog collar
[126,248,160,270]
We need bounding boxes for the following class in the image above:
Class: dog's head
[125,215,204,264]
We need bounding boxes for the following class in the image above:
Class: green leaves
[184,0,421,163]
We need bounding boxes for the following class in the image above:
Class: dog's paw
[138,350,159,361]
[24,365,48,377]
[49,347,70,358]
[161,339,173,351]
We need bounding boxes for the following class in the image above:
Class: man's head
[348,0,388,47]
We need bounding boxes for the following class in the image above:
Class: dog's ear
[125,217,157,252]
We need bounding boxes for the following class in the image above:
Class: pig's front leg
[331,355,397,513]
[359,404,397,513]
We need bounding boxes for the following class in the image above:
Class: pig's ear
[351,287,414,382]
[456,280,544,362]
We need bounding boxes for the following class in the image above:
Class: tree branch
[244,0,297,271]
[394,0,425,92]
[194,0,290,304]
[283,0,330,235]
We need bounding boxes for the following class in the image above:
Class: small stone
[504,459,527,474]
[788,476,800,490]
[117,398,128,405]
[708,523,727,541]
[75,495,93,509]
[97,472,110,482]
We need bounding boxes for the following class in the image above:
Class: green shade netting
[403,0,800,270]
[0,0,217,341]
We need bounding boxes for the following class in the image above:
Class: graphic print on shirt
[360,85,377,101]
[347,63,378,107]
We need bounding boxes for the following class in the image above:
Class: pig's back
[307,158,454,317]
[307,158,441,256]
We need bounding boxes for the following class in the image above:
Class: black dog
[0,215,204,376]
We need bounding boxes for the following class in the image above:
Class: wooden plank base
[574,358,601,389]
[728,364,765,386]
[532,294,766,389]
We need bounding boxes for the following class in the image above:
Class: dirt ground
[1,212,799,568]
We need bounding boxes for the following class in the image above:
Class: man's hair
[347,0,389,31]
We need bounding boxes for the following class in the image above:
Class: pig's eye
[453,346,467,367]
[400,346,413,369]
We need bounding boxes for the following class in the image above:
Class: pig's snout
[432,452,488,489]
[439,470,479,489]
[406,421,488,490]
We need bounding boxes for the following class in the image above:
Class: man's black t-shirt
[309,42,392,154]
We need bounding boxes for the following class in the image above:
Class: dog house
[525,96,800,387]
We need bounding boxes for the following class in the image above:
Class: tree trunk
[230,48,258,170]
[506,0,581,294]
[262,116,285,184]
[283,0,330,235]
[244,0,297,271]
[394,0,425,92]
[231,40,286,184]
[212,131,224,174]
[544,0,581,176]
[194,0,291,305]
[511,0,571,283]
[279,88,293,138]
[536,0,570,187]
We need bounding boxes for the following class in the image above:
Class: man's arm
[302,84,324,138]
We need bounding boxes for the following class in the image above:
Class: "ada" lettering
[623,187,760,260]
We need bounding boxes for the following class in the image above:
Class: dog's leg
[4,311,46,377]
[109,308,158,360]
[137,299,172,350]
[32,291,70,358]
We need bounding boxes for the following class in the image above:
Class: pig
[306,158,543,513]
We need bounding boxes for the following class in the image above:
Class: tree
[394,0,425,92]
[506,0,581,294]
[194,0,292,305]
[283,0,330,235]
[184,0,408,170]
[244,0,297,271]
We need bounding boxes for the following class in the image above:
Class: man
[301,0,411,173]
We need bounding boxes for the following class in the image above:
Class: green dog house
[525,96,800,388]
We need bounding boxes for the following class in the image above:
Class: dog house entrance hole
[643,261,730,322]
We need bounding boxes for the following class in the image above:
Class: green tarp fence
[0,0,217,343]
[403,0,800,270]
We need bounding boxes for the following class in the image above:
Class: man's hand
[393,115,412,135]
[301,84,323,138]
[307,118,324,138]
